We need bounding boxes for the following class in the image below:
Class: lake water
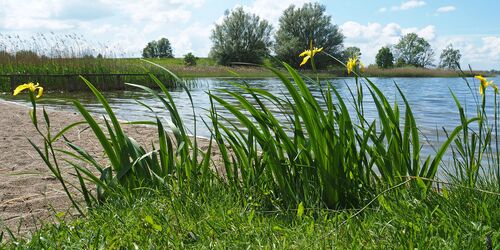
[2,76,500,159]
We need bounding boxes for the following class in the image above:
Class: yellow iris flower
[346,56,364,75]
[13,82,44,98]
[299,47,323,67]
[475,75,494,95]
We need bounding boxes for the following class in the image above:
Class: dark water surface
[3,76,500,161]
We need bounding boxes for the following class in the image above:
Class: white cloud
[433,36,500,69]
[242,0,312,25]
[0,0,211,58]
[381,0,426,12]
[341,21,499,69]
[399,0,426,10]
[436,6,456,13]
[340,21,436,65]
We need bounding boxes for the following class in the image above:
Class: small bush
[184,52,198,66]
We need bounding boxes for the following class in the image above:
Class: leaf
[297,202,305,219]
[377,195,393,213]
[144,215,162,232]
[442,187,449,200]
[248,210,255,224]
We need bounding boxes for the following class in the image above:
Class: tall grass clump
[446,73,500,190]
[14,72,214,215]
[207,51,473,209]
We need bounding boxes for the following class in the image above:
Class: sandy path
[0,99,217,239]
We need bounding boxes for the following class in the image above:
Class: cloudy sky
[0,0,498,69]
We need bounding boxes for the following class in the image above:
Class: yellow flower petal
[475,75,487,84]
[300,55,311,67]
[346,57,356,75]
[298,47,323,67]
[12,82,44,98]
[13,83,32,96]
[299,50,311,57]
[35,86,44,98]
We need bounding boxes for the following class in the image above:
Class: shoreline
[0,99,216,238]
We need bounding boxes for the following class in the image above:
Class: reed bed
[363,65,487,77]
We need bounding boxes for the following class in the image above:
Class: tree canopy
[209,7,272,65]
[439,44,461,69]
[342,46,361,61]
[375,46,394,69]
[393,33,434,68]
[274,3,344,69]
[142,38,173,58]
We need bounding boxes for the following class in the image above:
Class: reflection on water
[3,76,500,160]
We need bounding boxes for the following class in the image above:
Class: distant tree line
[372,33,461,69]
[142,2,462,70]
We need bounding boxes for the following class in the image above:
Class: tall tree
[209,7,272,65]
[439,44,461,69]
[375,46,394,69]
[156,38,173,58]
[274,2,344,69]
[142,38,173,58]
[342,46,361,60]
[394,33,434,68]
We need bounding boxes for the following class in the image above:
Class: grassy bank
[4,183,498,248]
[362,65,488,78]
[1,56,491,79]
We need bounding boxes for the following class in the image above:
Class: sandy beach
[0,99,215,238]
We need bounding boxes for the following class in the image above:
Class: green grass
[1,56,489,80]
[362,65,488,78]
[3,183,499,249]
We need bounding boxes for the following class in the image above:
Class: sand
[0,99,216,239]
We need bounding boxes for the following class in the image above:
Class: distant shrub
[184,52,198,66]
[15,50,40,61]
[0,50,14,61]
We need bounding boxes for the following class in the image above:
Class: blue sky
[0,0,498,69]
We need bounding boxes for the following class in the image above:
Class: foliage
[210,7,272,65]
[394,33,434,68]
[5,183,499,248]
[439,44,461,69]
[183,52,198,66]
[274,2,344,69]
[208,59,467,208]
[375,46,394,69]
[19,67,211,212]
[142,38,174,58]
[447,75,500,188]
[342,46,361,61]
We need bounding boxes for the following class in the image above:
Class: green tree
[274,2,344,69]
[142,40,158,58]
[439,44,461,69]
[142,38,173,58]
[184,52,198,66]
[210,7,272,65]
[156,38,173,58]
[375,46,394,68]
[342,46,361,61]
[394,33,434,68]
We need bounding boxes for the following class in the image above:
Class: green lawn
[3,182,498,249]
